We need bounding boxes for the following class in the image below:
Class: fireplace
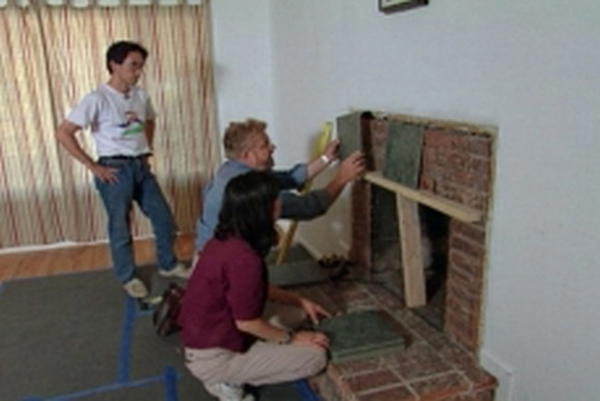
[303,111,497,401]
[339,111,494,354]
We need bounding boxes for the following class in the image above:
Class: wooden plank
[396,196,426,307]
[275,220,299,265]
[364,172,482,223]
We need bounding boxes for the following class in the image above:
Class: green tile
[383,121,424,188]
[266,244,314,265]
[317,310,408,362]
[268,260,329,287]
[337,111,363,159]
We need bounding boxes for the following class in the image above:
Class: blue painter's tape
[294,379,322,401]
[42,375,164,401]
[135,308,155,318]
[117,296,137,383]
[163,366,179,401]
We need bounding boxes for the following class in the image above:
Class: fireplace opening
[367,188,451,330]
[418,204,450,329]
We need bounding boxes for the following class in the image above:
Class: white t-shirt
[67,83,157,157]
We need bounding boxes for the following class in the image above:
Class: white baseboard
[480,349,516,401]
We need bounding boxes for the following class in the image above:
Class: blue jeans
[95,156,177,283]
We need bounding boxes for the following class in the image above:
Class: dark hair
[106,41,148,73]
[215,171,280,257]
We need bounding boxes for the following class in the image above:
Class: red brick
[461,190,489,211]
[437,340,477,367]
[449,236,485,261]
[358,385,416,401]
[409,372,470,401]
[452,134,473,154]
[444,389,495,401]
[446,276,483,309]
[373,286,406,310]
[448,263,482,288]
[387,343,453,381]
[434,149,452,168]
[424,129,453,148]
[467,135,492,158]
[447,251,485,284]
[447,153,468,171]
[421,147,437,167]
[451,221,486,244]
[445,310,480,352]
[334,357,384,377]
[465,156,491,179]
[420,175,436,192]
[345,369,401,394]
[459,365,498,392]
[449,245,483,265]
[449,170,490,192]
[434,182,464,204]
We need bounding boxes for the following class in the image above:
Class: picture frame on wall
[379,0,428,14]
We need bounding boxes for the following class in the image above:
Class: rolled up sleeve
[272,163,308,191]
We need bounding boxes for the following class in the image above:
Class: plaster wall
[260,1,600,401]
[210,0,274,155]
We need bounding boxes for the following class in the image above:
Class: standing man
[56,41,190,299]
[195,118,366,254]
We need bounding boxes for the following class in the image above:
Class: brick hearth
[297,280,497,401]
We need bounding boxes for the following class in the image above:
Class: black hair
[215,171,280,257]
[106,41,148,74]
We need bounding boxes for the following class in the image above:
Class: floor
[0,233,195,281]
[0,234,497,401]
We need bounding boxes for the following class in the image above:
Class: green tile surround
[316,309,408,362]
[383,120,424,188]
[268,259,330,287]
[336,111,363,159]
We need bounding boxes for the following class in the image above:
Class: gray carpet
[0,267,316,401]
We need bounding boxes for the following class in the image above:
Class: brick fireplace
[343,111,494,354]
[303,111,497,401]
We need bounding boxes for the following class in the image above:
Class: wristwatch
[277,330,294,345]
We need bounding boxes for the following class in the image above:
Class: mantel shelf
[363,172,483,223]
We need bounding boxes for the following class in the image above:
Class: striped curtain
[0,4,219,248]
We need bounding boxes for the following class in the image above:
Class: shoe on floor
[123,277,149,298]
[158,262,192,279]
[204,382,255,401]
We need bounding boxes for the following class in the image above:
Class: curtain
[0,3,218,248]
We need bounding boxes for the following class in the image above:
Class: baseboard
[480,348,516,401]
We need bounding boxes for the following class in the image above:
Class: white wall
[212,1,600,400]
[210,0,274,150]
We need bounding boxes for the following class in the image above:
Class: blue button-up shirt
[195,160,332,251]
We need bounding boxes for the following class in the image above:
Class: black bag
[152,282,185,336]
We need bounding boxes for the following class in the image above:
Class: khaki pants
[184,303,327,386]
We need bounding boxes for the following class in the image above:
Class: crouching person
[179,171,330,401]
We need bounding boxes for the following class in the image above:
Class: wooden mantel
[363,172,483,223]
